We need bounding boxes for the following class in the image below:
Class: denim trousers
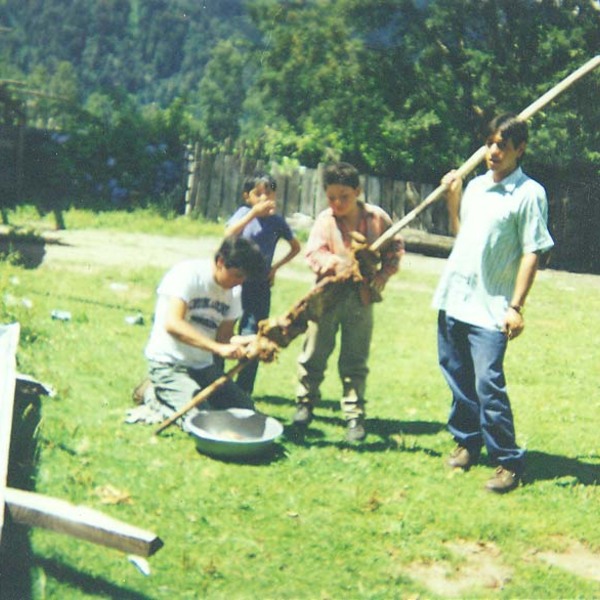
[237,278,271,394]
[437,311,525,473]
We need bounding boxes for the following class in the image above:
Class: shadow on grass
[30,556,152,600]
[194,443,288,466]
[284,421,444,455]
[259,393,446,455]
[1,522,34,600]
[0,230,47,268]
[256,394,306,409]
[522,450,600,486]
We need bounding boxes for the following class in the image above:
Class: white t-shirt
[145,258,242,368]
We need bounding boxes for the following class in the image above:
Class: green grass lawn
[1,208,599,599]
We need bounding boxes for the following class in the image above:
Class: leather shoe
[447,445,479,470]
[132,378,151,405]
[485,467,520,493]
[346,417,366,442]
[293,404,313,425]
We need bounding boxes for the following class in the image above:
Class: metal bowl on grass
[187,408,284,459]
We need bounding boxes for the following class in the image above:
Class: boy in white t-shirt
[142,236,266,428]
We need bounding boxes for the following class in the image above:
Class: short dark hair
[322,162,360,190]
[242,172,277,195]
[215,236,266,280]
[486,113,528,147]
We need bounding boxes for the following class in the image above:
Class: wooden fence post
[380,176,394,217]
[193,149,212,216]
[364,175,381,206]
[183,143,198,216]
[391,179,406,222]
[313,163,326,215]
[299,166,314,217]
[286,167,301,216]
[207,152,225,221]
[221,152,241,219]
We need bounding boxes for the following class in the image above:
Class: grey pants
[148,360,253,427]
[296,289,373,420]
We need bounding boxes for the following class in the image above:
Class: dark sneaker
[293,404,313,425]
[485,467,520,494]
[447,445,479,470]
[346,417,366,442]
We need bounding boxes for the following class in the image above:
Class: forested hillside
[0,0,598,209]
[0,0,250,106]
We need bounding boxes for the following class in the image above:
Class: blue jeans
[437,311,525,474]
[237,278,271,394]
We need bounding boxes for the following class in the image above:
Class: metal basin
[187,408,284,459]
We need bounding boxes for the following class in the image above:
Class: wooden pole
[5,488,163,557]
[183,143,198,216]
[154,359,251,435]
[371,55,600,252]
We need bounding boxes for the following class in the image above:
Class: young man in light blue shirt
[433,114,554,493]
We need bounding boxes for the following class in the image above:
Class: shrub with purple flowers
[10,93,190,218]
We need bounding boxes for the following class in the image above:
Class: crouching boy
[139,236,266,429]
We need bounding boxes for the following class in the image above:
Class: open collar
[483,167,524,194]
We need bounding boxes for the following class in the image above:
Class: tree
[365,0,600,179]
[0,0,598,183]
[243,0,391,167]
[194,39,247,145]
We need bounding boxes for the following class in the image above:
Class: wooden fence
[184,145,448,234]
[545,178,600,273]
[183,146,600,273]
[1,133,598,273]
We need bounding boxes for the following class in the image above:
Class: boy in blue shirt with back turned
[225,172,301,393]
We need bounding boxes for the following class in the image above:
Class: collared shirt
[432,167,554,330]
[305,201,403,279]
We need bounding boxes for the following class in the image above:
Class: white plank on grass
[5,488,164,557]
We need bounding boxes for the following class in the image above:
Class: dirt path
[39,228,450,283]
[41,229,220,271]
[39,229,600,293]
